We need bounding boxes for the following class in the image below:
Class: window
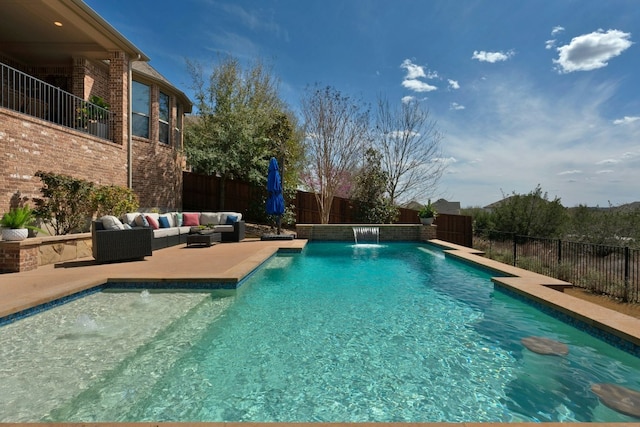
[159,91,170,144]
[132,81,150,138]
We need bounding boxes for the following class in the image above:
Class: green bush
[92,185,139,218]
[33,171,95,235]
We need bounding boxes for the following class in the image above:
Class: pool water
[1,242,639,422]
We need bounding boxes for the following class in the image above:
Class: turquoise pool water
[1,242,639,422]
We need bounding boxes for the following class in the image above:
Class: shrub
[32,171,95,235]
[92,185,139,218]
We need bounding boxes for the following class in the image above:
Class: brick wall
[132,137,184,210]
[0,110,127,213]
[0,241,38,273]
[0,233,92,273]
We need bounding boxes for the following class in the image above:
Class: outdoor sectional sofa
[92,211,245,263]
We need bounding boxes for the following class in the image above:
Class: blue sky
[85,0,639,208]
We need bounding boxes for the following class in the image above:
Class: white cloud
[450,102,465,110]
[448,79,460,90]
[471,50,514,63]
[400,59,438,93]
[551,26,565,36]
[554,29,633,73]
[434,75,640,207]
[613,116,640,125]
[433,157,457,165]
[545,39,556,50]
[558,170,582,175]
[596,159,621,165]
[401,95,415,104]
[402,78,437,92]
[388,130,419,139]
[400,59,426,79]
[426,70,440,79]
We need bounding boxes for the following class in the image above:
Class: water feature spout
[352,226,380,245]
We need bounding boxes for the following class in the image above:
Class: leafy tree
[490,185,567,238]
[351,148,398,223]
[32,171,95,235]
[300,85,370,223]
[566,204,640,247]
[184,56,289,208]
[375,97,445,204]
[461,206,495,233]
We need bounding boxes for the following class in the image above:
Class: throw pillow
[122,212,139,226]
[123,223,132,230]
[200,212,220,225]
[146,215,160,230]
[175,212,183,226]
[100,215,125,230]
[158,216,170,229]
[183,212,200,226]
[134,214,149,227]
[226,214,239,224]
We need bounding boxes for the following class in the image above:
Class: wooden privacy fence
[182,172,472,246]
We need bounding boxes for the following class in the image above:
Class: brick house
[0,0,192,216]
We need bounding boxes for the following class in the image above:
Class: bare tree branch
[375,97,445,204]
[301,86,370,223]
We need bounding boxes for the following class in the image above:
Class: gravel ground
[564,287,640,320]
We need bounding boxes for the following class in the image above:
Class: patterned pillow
[134,214,149,227]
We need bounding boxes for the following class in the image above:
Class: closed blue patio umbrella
[266,157,285,234]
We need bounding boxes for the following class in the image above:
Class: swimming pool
[1,242,639,422]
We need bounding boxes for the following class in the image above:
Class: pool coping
[428,239,640,352]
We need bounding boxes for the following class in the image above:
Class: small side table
[186,232,221,247]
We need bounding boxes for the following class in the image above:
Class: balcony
[0,62,113,141]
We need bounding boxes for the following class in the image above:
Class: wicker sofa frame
[92,221,153,263]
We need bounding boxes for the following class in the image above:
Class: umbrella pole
[276,215,282,235]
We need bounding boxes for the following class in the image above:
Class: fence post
[513,233,517,266]
[624,246,630,303]
[557,239,562,264]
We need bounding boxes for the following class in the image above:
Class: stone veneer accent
[295,224,437,242]
[0,234,91,273]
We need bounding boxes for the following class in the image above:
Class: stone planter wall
[0,233,92,273]
[295,224,437,242]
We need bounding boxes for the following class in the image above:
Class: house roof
[133,62,192,113]
[0,0,150,64]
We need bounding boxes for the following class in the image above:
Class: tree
[351,148,399,224]
[491,185,567,238]
[566,204,640,248]
[300,85,370,223]
[184,56,287,208]
[375,97,445,204]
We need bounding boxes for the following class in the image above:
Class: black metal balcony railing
[474,229,640,303]
[1,62,112,140]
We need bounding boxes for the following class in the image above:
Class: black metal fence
[1,61,112,140]
[474,230,640,303]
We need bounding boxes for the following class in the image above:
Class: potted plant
[0,205,44,241]
[418,200,437,225]
[76,95,110,138]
